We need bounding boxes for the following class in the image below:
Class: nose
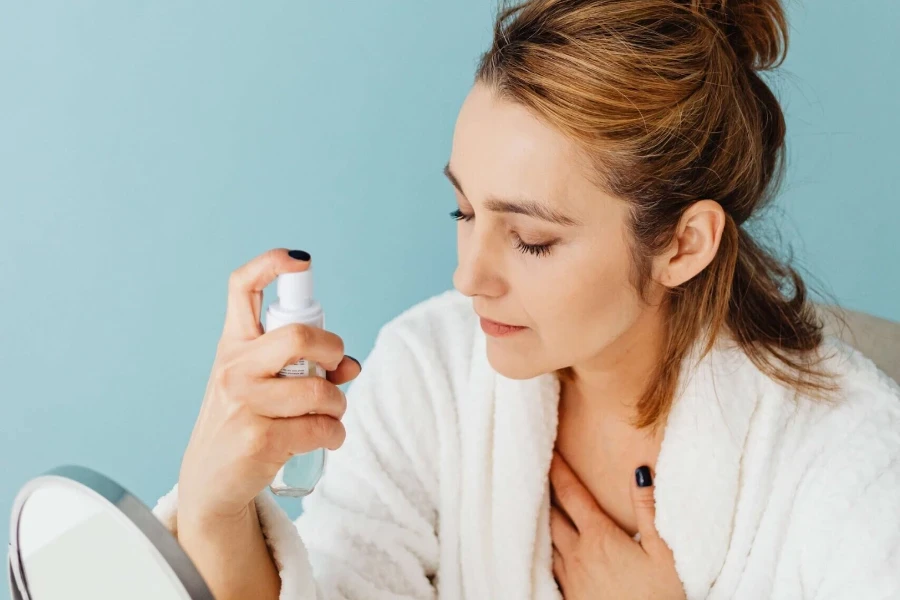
[452,228,506,299]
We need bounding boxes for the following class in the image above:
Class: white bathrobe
[153,289,900,599]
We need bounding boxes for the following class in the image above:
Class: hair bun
[690,0,788,71]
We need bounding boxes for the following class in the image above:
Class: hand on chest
[553,408,663,539]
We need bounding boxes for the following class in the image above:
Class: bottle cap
[277,267,314,311]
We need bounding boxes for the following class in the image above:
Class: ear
[652,200,726,288]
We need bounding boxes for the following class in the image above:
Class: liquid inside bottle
[265,265,328,497]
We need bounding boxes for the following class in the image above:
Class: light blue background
[1,1,897,595]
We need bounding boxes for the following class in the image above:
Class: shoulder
[785,338,900,592]
[803,335,900,459]
[712,332,900,510]
[378,288,477,342]
[336,290,477,470]
[781,336,900,527]
[349,288,479,420]
[722,330,900,458]
[367,288,479,377]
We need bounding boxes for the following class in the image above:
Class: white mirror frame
[8,465,213,600]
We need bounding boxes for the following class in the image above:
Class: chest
[553,402,663,538]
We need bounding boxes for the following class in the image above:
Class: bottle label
[279,359,326,378]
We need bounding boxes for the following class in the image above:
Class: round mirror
[8,465,213,600]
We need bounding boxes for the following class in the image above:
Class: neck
[558,305,667,424]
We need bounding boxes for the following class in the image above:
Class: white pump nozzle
[277,267,315,311]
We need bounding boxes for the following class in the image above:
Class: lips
[479,316,526,337]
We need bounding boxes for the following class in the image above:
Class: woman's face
[449,82,666,380]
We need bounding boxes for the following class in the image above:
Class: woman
[152,0,900,598]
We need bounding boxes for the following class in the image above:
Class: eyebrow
[443,162,580,227]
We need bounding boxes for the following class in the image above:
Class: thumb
[631,465,659,545]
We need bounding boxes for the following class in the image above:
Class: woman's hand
[550,451,686,600]
[177,248,363,529]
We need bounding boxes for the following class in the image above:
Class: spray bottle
[264,263,327,497]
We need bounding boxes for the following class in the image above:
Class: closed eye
[514,236,554,257]
[450,208,473,222]
[450,208,555,257]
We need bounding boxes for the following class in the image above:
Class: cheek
[531,238,639,347]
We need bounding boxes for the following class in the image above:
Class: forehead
[449,82,601,213]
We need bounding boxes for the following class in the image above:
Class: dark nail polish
[288,249,311,261]
[346,355,361,370]
[635,466,653,488]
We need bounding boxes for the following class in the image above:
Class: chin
[484,344,548,380]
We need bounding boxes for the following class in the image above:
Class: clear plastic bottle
[264,265,327,497]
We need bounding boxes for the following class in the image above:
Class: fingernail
[635,466,653,487]
[288,249,311,261]
[346,355,361,370]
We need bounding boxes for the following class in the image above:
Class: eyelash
[449,208,554,257]
[449,208,473,222]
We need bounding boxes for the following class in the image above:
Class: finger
[549,451,601,532]
[223,248,312,341]
[267,414,347,458]
[326,355,363,386]
[632,465,659,547]
[552,546,566,591]
[244,322,346,376]
[248,415,346,465]
[250,375,347,419]
[550,504,578,553]
[242,414,346,463]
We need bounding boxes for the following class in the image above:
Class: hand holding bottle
[177,248,362,529]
